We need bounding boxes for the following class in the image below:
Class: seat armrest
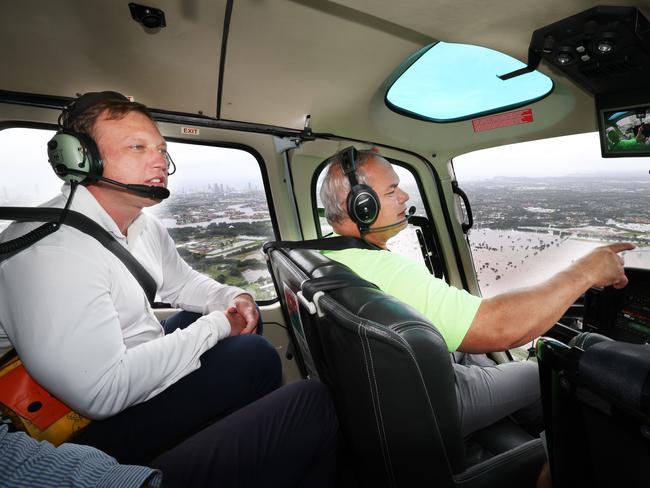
[454,438,545,488]
[465,417,536,465]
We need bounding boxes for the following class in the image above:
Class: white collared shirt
[0,185,247,419]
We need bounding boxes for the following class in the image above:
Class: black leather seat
[537,333,650,488]
[265,245,545,488]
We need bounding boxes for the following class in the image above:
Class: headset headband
[60,91,131,129]
[339,146,360,188]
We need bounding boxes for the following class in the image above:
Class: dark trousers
[74,327,281,463]
[74,311,338,486]
[152,313,338,487]
[151,379,338,488]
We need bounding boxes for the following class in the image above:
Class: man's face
[92,110,169,207]
[361,157,410,237]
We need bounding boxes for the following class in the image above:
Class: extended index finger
[608,242,636,253]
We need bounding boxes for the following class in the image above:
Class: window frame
[310,153,450,281]
[450,133,650,299]
[0,121,282,305]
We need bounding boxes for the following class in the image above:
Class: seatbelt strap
[263,236,380,253]
[263,236,380,298]
[0,207,157,305]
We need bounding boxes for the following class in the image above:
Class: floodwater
[388,226,649,297]
[468,228,649,297]
[159,204,268,228]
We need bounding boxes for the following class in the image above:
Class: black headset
[46,91,130,184]
[338,146,380,232]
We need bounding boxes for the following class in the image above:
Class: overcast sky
[453,132,649,180]
[1,128,648,206]
[0,128,263,204]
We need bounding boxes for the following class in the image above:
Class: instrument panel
[583,268,650,344]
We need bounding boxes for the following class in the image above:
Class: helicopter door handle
[451,181,473,234]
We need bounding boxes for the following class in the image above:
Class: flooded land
[460,175,649,296]
[144,174,649,302]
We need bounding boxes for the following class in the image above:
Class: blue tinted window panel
[386,42,554,122]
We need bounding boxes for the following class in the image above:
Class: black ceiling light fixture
[129,3,167,30]
[500,6,650,95]
[554,46,577,66]
[594,31,617,55]
[531,6,650,94]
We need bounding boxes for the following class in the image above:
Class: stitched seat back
[265,247,465,486]
[265,245,334,379]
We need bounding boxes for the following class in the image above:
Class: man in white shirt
[0,92,338,487]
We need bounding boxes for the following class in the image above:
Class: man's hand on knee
[226,308,248,336]
[227,294,259,334]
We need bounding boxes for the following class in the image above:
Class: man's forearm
[475,267,592,351]
[460,243,630,353]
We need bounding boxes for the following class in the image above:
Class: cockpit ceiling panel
[0,0,646,153]
[221,0,425,130]
[220,1,646,132]
[332,0,648,61]
[0,0,225,116]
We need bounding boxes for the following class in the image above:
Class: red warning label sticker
[471,108,534,133]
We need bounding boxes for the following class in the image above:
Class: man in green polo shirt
[607,125,649,152]
[319,148,633,436]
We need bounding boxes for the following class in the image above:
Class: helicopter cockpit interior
[0,2,649,487]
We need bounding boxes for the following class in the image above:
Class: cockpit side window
[452,131,650,355]
[313,158,446,280]
[0,127,278,302]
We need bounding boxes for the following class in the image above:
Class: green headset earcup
[47,131,102,184]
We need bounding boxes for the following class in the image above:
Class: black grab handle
[451,181,473,233]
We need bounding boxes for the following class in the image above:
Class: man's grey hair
[319,149,378,225]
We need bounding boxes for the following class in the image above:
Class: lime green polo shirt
[323,248,482,351]
[614,138,648,151]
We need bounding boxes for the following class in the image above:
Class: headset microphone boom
[47,128,171,200]
[363,206,416,234]
[53,165,170,200]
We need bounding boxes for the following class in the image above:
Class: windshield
[453,132,650,297]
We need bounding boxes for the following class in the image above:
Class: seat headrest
[568,331,613,350]
[578,340,650,414]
